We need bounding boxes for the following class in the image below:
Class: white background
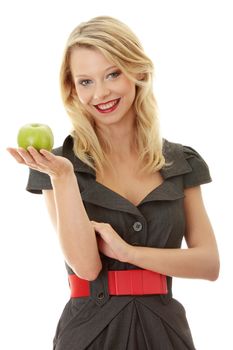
[0,1,232,349]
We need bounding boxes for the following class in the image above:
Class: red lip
[94,98,121,114]
[94,98,119,107]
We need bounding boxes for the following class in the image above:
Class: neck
[95,116,138,158]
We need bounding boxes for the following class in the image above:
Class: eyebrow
[75,65,118,78]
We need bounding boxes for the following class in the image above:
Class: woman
[7,16,220,350]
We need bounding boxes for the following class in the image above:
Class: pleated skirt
[53,295,196,350]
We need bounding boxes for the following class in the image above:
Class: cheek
[120,79,136,97]
[75,87,91,105]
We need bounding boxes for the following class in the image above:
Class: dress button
[133,221,143,232]
[97,292,104,300]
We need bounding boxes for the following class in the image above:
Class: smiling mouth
[94,98,121,113]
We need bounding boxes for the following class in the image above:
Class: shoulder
[161,139,212,188]
[26,137,69,194]
[26,135,95,194]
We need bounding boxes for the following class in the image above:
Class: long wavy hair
[60,16,165,177]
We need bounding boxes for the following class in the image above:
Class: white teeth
[97,99,118,110]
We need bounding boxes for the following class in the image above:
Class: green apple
[17,123,54,151]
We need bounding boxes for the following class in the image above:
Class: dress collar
[62,135,96,176]
[160,139,192,178]
[62,135,193,179]
[61,135,188,216]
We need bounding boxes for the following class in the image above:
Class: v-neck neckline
[94,173,166,208]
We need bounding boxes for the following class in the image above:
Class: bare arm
[46,172,102,280]
[7,146,102,280]
[126,186,220,281]
[43,190,57,230]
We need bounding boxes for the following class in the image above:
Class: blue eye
[108,71,121,79]
[78,79,92,87]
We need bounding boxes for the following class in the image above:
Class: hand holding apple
[7,124,74,180]
[17,123,54,151]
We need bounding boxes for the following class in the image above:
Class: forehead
[70,47,115,76]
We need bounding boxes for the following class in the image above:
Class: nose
[93,82,111,102]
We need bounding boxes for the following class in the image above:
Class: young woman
[7,16,220,350]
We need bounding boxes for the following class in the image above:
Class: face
[70,47,137,127]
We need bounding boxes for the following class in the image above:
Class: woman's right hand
[7,146,74,180]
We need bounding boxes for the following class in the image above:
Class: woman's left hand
[91,221,132,262]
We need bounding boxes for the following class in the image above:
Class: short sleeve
[26,168,52,194]
[183,145,212,188]
[25,146,63,194]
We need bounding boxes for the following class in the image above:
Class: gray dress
[26,135,212,350]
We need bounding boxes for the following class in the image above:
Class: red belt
[68,269,168,297]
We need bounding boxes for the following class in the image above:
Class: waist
[68,269,168,297]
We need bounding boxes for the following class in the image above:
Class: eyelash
[108,71,121,79]
[78,70,121,87]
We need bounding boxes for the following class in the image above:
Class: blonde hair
[60,16,165,177]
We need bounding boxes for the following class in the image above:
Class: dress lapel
[61,135,190,214]
[80,180,144,216]
[139,180,184,205]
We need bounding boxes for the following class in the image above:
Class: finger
[39,149,55,161]
[91,221,107,225]
[27,146,50,165]
[17,147,37,165]
[91,221,104,229]
[91,220,99,225]
[6,147,26,164]
[9,147,35,165]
